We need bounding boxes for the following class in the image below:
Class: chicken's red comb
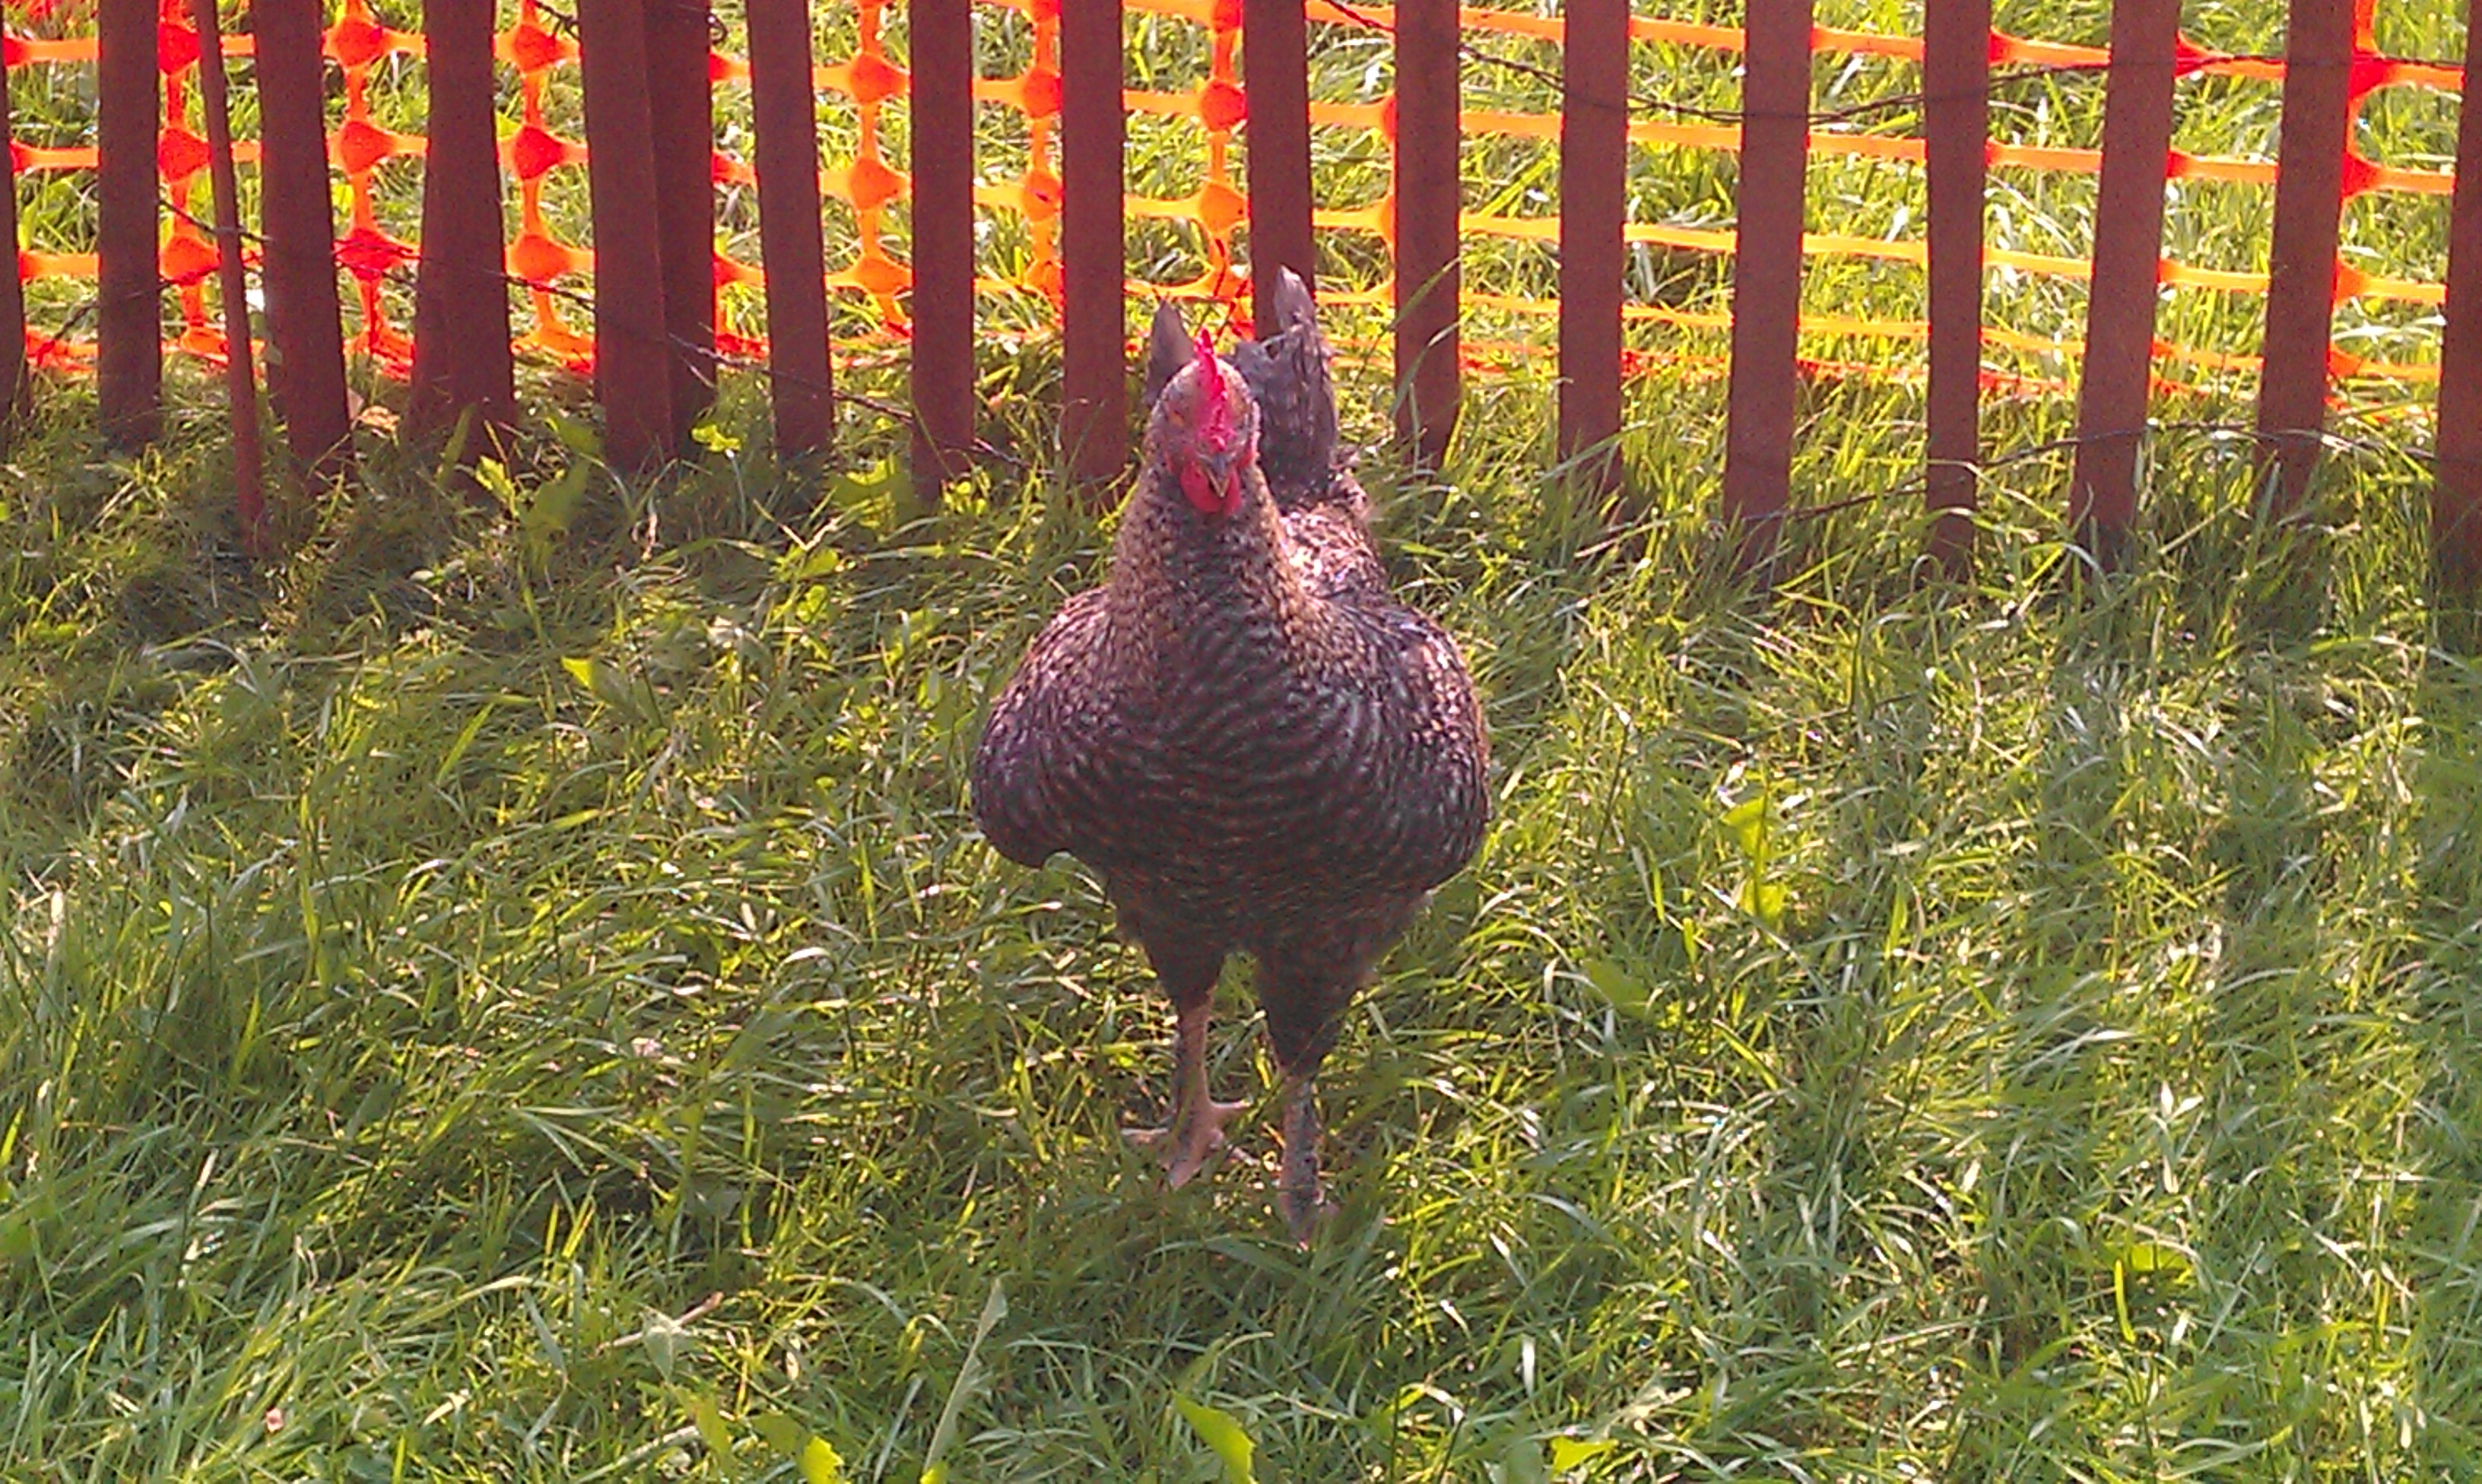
[1192,326,1235,446]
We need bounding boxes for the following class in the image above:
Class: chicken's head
[1144,316,1258,522]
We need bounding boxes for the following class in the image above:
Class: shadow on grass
[2405,641,2482,1470]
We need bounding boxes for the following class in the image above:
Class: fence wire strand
[2,0,2465,542]
[1314,0,2460,129]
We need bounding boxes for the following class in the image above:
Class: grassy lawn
[2,354,2478,1479]
[2,1,2480,1479]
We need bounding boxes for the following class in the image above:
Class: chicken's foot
[1125,997,1246,1188]
[1276,1070,1336,1246]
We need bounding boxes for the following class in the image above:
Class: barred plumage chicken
[972,272,1489,1241]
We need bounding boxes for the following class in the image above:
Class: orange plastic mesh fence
[0,0,2461,387]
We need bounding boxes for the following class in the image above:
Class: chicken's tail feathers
[1144,300,1196,411]
[1234,268,1341,506]
[1266,266,1319,338]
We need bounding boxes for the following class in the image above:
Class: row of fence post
[3,0,2480,582]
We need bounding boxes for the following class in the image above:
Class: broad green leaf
[522,460,590,561]
[2119,1241,2191,1280]
[547,411,603,460]
[1740,878,1788,931]
[1582,957,1653,1021]
[2112,1254,2134,1343]
[1721,794,1768,859]
[688,1394,732,1458]
[798,1436,848,1484]
[438,403,476,470]
[640,1309,684,1383]
[1498,1432,1550,1484]
[471,456,519,513]
[560,655,642,715]
[1550,1438,1618,1473]
[752,1413,806,1455]
[1173,1394,1257,1484]
[826,455,916,527]
[782,543,846,584]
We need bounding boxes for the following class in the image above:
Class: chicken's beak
[1201,447,1242,506]
[1181,446,1247,518]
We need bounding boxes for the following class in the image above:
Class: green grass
[2,339,2480,1479]
[3,1,2481,1479]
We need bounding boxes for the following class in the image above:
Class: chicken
[973,277,1489,1242]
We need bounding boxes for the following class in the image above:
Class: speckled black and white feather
[1228,269,1340,509]
[973,300,1487,1073]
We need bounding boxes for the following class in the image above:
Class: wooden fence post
[97,0,160,449]
[1244,0,1315,325]
[1721,0,1811,560]
[2437,0,2482,585]
[408,0,517,446]
[1557,0,1626,494]
[1393,0,1459,465]
[579,0,675,472]
[0,49,27,446]
[256,0,354,481]
[2254,0,2355,518]
[747,0,834,461]
[2068,0,2181,562]
[1924,0,1988,572]
[648,0,717,439]
[910,0,975,494]
[190,0,268,556]
[1061,0,1126,487]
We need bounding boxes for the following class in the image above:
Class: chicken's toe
[1125,1096,1248,1188]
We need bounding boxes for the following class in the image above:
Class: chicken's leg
[1125,996,1247,1188]
[1276,1068,1337,1246]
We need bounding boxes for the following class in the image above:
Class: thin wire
[126,198,2439,509]
[1773,417,2427,524]
[506,267,1035,471]
[134,166,2447,520]
[148,192,1033,471]
[1314,0,2457,132]
[40,239,2435,531]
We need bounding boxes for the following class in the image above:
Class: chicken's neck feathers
[1106,465,1328,665]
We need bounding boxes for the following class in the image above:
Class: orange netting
[0,0,2461,387]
